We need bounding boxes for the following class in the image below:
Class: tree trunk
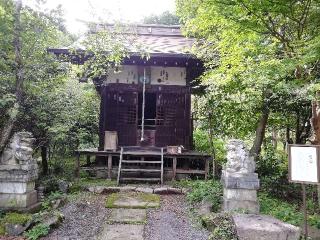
[250,105,269,160]
[41,146,48,175]
[0,0,23,154]
[207,112,216,177]
[310,99,320,144]
[272,128,277,149]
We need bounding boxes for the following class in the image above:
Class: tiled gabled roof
[49,24,195,58]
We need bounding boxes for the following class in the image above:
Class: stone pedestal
[222,171,259,213]
[221,139,260,214]
[0,132,39,211]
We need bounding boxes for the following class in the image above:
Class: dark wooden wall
[98,83,192,150]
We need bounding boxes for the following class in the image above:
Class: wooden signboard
[288,144,320,184]
[288,144,320,239]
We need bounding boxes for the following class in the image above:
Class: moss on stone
[105,193,120,208]
[105,192,160,209]
[0,224,5,235]
[3,212,32,225]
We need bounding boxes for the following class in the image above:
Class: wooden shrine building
[49,24,211,184]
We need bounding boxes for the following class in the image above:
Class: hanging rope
[140,67,146,141]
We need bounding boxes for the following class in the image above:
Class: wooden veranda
[75,146,211,183]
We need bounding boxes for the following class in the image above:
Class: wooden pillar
[172,157,177,181]
[98,86,107,151]
[107,154,112,179]
[76,152,80,178]
[205,157,210,180]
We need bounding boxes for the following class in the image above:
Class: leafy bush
[259,192,303,226]
[41,191,64,210]
[257,145,288,178]
[202,213,238,240]
[177,180,223,212]
[24,224,50,240]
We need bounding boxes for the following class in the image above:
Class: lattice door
[155,93,185,147]
[117,91,138,146]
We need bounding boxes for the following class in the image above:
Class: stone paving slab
[107,192,160,209]
[98,224,144,240]
[108,208,147,224]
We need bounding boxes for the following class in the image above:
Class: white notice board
[289,145,319,184]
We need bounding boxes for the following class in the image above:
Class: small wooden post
[117,147,123,185]
[76,152,80,178]
[160,148,164,185]
[107,154,112,179]
[205,157,210,180]
[172,157,177,181]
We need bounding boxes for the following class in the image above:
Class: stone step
[98,224,144,240]
[108,209,147,224]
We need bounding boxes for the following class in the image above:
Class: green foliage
[0,224,5,236]
[178,180,223,212]
[257,145,288,178]
[24,223,50,240]
[41,191,64,211]
[193,128,226,167]
[143,11,180,25]
[202,213,238,240]
[2,212,32,225]
[177,0,320,151]
[79,23,146,84]
[259,192,303,226]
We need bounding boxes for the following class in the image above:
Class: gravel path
[144,195,210,240]
[43,193,110,240]
[42,192,208,240]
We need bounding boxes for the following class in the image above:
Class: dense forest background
[1,0,320,184]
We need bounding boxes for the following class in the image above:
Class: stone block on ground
[135,187,153,193]
[154,187,182,195]
[106,192,160,209]
[196,200,213,217]
[98,224,144,240]
[108,209,146,224]
[233,214,300,240]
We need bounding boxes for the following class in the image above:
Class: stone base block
[221,171,260,190]
[0,190,37,208]
[0,181,35,194]
[224,189,257,201]
[223,198,259,214]
[233,214,300,240]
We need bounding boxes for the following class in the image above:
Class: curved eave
[47,48,202,67]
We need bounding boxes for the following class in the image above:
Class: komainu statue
[0,132,35,165]
[225,139,255,174]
